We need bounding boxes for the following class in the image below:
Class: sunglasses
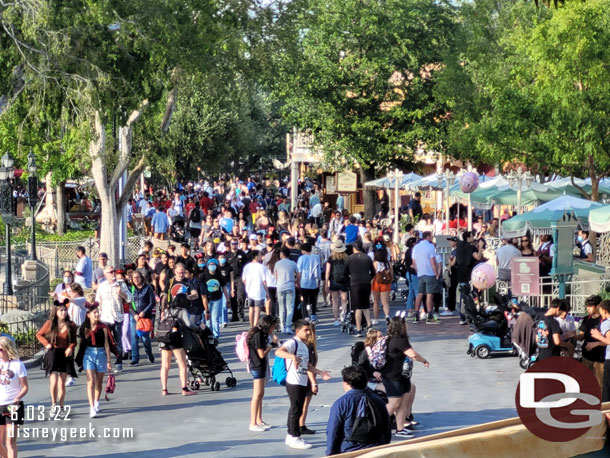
[107,270,116,274]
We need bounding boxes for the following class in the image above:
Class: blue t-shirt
[296,254,321,289]
[152,211,169,233]
[343,225,359,244]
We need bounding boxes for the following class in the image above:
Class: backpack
[347,395,380,443]
[332,259,346,283]
[366,336,388,370]
[375,263,392,284]
[190,208,201,223]
[272,338,297,386]
[104,374,116,401]
[235,332,250,362]
[157,309,181,344]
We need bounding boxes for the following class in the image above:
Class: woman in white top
[0,336,28,458]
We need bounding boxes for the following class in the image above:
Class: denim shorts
[83,347,108,372]
[250,369,266,380]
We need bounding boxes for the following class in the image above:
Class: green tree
[270,0,457,218]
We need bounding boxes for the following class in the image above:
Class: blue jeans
[130,315,153,363]
[406,273,419,311]
[221,287,229,324]
[278,289,295,331]
[208,298,223,338]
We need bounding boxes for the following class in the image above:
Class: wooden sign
[336,171,357,192]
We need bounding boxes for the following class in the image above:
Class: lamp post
[27,151,38,261]
[0,153,15,295]
[197,166,201,182]
[389,169,403,243]
[507,167,534,215]
[437,170,456,235]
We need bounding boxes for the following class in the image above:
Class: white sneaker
[371,319,378,325]
[286,436,312,449]
[333,320,341,326]
[249,424,267,432]
[65,377,75,387]
[285,435,295,445]
[340,311,345,322]
[94,400,100,413]
[439,310,454,317]
[90,407,97,418]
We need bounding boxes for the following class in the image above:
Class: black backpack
[332,259,346,283]
[190,208,201,223]
[157,308,181,344]
[347,395,380,443]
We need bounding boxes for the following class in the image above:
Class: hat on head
[207,258,219,266]
[115,269,125,275]
[331,240,346,253]
[99,252,108,259]
[249,234,258,241]
[448,236,458,242]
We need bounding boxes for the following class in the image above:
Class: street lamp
[388,169,403,243]
[507,167,534,215]
[0,153,15,295]
[197,166,201,182]
[27,151,38,261]
[437,169,456,235]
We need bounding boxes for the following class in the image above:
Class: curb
[22,350,44,370]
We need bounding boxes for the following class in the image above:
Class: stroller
[182,324,237,391]
[390,261,409,302]
[462,284,514,359]
[341,289,357,335]
[512,304,543,369]
[170,215,187,243]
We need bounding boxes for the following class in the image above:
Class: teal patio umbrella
[589,205,610,233]
[501,195,603,238]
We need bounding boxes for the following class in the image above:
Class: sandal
[182,387,196,396]
[161,389,169,396]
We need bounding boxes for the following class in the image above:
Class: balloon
[459,172,479,194]
[220,217,234,233]
[471,263,496,290]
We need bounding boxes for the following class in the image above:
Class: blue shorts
[250,369,266,380]
[83,347,108,372]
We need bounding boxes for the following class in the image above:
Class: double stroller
[182,323,237,391]
[463,285,515,359]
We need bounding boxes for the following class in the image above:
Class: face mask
[208,265,217,272]
[577,236,583,242]
[219,258,226,266]
[63,277,72,284]
[197,263,205,268]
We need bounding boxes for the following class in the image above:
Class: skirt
[44,347,77,378]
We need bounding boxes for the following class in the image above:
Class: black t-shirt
[382,336,412,381]
[456,241,476,283]
[218,263,233,287]
[288,248,301,263]
[176,255,196,274]
[580,315,605,362]
[136,266,153,285]
[228,250,247,277]
[199,271,224,301]
[248,329,268,372]
[344,252,375,285]
[538,316,562,361]
[154,262,168,277]
[187,277,205,315]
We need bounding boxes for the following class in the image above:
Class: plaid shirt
[95,281,133,324]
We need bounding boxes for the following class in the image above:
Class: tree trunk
[360,163,376,220]
[55,181,66,235]
[589,157,599,262]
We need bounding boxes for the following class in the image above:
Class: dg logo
[515,357,603,442]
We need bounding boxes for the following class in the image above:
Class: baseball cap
[99,252,108,259]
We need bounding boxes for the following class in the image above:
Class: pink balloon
[471,263,496,290]
[459,172,479,193]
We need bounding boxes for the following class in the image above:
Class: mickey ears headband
[54,298,70,307]
[85,301,99,311]
[394,310,407,320]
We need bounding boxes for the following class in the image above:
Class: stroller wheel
[210,382,216,391]
[519,358,530,370]
[226,377,237,387]
[214,381,221,391]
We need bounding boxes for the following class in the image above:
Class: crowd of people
[0,173,602,457]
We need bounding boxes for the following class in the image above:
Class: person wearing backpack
[274,320,331,450]
[382,316,429,438]
[188,201,203,251]
[326,365,391,455]
[325,240,349,327]
[247,315,279,432]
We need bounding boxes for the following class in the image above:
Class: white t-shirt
[282,337,309,386]
[412,239,437,277]
[0,360,27,405]
[68,297,87,326]
[242,262,267,301]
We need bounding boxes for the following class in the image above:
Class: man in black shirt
[176,243,196,274]
[408,192,423,221]
[154,252,169,294]
[343,241,375,337]
[537,299,564,361]
[578,295,604,388]
[227,237,247,321]
[455,231,483,323]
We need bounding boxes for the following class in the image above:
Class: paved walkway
[18,299,525,457]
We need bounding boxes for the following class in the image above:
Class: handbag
[136,317,153,333]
